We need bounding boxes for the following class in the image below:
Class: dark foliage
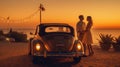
[9,31,27,42]
[0,30,4,35]
[98,34,114,51]
[0,30,5,41]
[113,36,120,51]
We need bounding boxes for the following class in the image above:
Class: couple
[76,15,94,56]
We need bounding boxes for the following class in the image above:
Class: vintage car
[29,23,85,63]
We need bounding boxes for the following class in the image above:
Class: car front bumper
[32,51,84,58]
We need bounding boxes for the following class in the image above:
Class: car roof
[39,23,71,27]
[38,23,75,36]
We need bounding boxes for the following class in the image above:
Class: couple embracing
[76,15,94,56]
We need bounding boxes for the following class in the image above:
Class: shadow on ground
[0,55,78,67]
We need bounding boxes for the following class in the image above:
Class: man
[76,15,86,41]
[76,15,87,56]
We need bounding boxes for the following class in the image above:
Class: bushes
[98,34,120,52]
[112,36,120,51]
[0,29,28,42]
[98,34,114,51]
[0,30,6,41]
[0,30,4,35]
[9,31,27,42]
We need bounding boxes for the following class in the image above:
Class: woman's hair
[87,16,91,19]
[87,16,92,21]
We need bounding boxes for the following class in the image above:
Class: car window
[45,27,71,33]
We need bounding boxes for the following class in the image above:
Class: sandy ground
[0,42,120,67]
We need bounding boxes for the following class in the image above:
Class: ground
[0,42,120,67]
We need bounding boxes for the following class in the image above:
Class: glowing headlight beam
[77,43,81,50]
[36,43,41,51]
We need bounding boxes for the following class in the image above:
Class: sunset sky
[0,0,120,29]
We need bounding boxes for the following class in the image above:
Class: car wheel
[32,56,46,64]
[32,56,39,64]
[73,56,81,63]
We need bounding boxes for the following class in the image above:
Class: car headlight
[35,43,41,51]
[77,43,82,50]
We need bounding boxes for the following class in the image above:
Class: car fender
[72,40,84,52]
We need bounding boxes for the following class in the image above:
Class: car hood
[42,34,74,52]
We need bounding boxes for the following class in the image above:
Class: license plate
[56,44,64,46]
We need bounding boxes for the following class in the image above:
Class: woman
[83,16,94,56]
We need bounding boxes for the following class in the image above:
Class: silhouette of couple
[76,15,94,56]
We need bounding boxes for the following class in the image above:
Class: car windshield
[45,26,71,33]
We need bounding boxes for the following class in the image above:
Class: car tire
[73,56,81,63]
[32,56,46,64]
[32,56,39,64]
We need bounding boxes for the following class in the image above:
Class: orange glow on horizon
[0,0,120,29]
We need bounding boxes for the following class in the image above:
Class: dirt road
[0,42,120,67]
